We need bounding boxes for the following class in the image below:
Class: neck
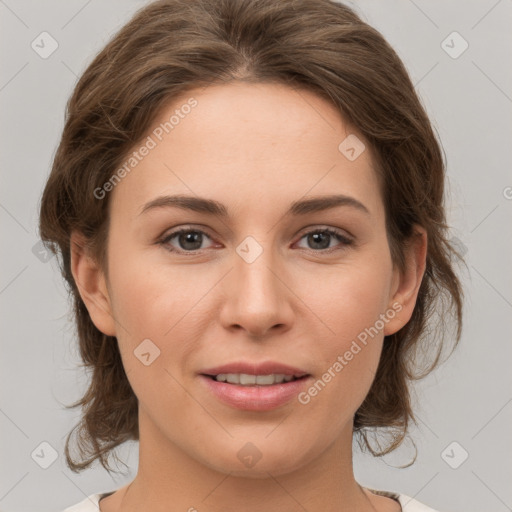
[116,409,377,512]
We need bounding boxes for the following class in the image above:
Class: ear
[70,231,116,337]
[384,225,427,336]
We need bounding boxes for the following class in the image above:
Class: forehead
[109,82,383,219]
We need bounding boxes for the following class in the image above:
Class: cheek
[105,242,230,386]
[297,281,386,435]
[306,259,393,348]
[105,258,207,411]
[297,253,392,409]
[107,242,200,330]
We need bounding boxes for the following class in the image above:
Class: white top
[62,487,441,511]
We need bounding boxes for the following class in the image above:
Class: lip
[200,361,309,377]
[198,360,311,411]
[199,374,312,411]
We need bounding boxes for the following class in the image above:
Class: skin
[71,82,426,512]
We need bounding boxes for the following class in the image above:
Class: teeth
[256,374,277,385]
[240,373,256,385]
[214,373,297,385]
[226,373,240,384]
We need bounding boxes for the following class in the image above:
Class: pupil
[309,232,329,250]
[180,232,202,250]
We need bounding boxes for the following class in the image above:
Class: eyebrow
[139,193,370,217]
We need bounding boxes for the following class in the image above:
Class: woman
[39,0,463,510]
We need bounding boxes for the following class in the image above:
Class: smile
[199,373,311,411]
[211,373,302,385]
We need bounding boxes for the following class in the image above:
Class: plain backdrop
[0,1,511,511]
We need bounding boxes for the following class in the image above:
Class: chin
[197,442,314,479]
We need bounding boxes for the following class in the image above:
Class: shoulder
[366,487,442,512]
[62,492,112,512]
[397,493,442,512]
[65,489,443,512]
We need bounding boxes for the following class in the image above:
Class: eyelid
[293,226,354,253]
[295,224,353,241]
[158,225,217,249]
[159,224,354,254]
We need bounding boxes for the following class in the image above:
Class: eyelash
[158,226,354,255]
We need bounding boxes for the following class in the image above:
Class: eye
[295,228,353,252]
[159,226,354,254]
[160,228,215,253]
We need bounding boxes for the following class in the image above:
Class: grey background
[1,1,511,511]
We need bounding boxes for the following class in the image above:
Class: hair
[39,0,464,474]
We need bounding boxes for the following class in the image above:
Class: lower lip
[199,375,311,411]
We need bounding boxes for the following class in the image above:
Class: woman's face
[77,82,423,477]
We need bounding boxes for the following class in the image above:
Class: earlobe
[384,226,427,336]
[70,231,117,337]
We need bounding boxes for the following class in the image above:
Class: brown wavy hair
[39,0,464,474]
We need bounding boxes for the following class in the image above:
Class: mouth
[201,373,309,386]
[198,362,311,411]
[199,361,310,386]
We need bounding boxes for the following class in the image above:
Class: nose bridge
[220,234,292,336]
[235,235,282,306]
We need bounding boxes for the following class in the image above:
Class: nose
[219,245,294,339]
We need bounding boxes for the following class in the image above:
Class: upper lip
[200,361,309,378]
